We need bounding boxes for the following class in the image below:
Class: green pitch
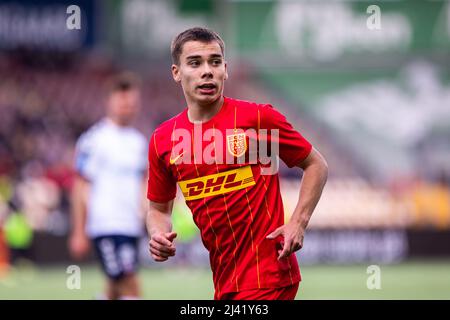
[1,260,449,299]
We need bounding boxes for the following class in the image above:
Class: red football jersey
[147,96,312,298]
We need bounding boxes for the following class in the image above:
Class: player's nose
[200,63,213,78]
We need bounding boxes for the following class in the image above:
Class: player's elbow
[321,157,329,184]
[318,153,328,177]
[301,148,329,184]
[316,151,328,181]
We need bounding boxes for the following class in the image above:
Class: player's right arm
[69,175,91,260]
[147,200,177,262]
[69,131,95,260]
[146,131,178,262]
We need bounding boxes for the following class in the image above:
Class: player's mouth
[197,83,217,95]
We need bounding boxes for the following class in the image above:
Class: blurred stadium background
[1,0,450,299]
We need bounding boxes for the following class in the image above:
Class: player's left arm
[267,147,328,259]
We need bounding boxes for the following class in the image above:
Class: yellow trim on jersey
[179,166,255,201]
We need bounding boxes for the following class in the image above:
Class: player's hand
[69,232,91,260]
[149,231,177,262]
[266,222,305,260]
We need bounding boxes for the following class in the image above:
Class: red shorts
[216,282,299,300]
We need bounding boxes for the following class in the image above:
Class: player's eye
[188,60,200,67]
[211,59,222,66]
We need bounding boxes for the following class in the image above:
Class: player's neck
[187,96,224,123]
[107,116,131,128]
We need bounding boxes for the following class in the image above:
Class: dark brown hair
[171,27,225,65]
[106,72,141,94]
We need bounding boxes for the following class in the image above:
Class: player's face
[172,40,228,106]
[107,89,140,125]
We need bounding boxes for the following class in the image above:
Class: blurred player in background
[69,73,148,300]
[146,27,328,300]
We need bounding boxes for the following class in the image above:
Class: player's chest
[95,136,143,170]
[165,120,262,200]
[166,121,259,178]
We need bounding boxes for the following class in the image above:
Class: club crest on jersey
[226,132,247,157]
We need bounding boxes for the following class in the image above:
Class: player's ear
[172,64,181,83]
[224,61,228,81]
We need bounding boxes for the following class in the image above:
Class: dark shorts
[92,235,139,280]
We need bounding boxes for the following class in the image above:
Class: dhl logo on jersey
[179,166,255,201]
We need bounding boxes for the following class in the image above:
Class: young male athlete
[69,74,148,299]
[146,27,328,300]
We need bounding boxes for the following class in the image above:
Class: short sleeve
[147,132,177,203]
[260,104,312,168]
[74,132,97,180]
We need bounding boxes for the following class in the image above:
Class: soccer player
[69,74,148,300]
[146,27,328,300]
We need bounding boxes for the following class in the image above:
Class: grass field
[1,260,449,299]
